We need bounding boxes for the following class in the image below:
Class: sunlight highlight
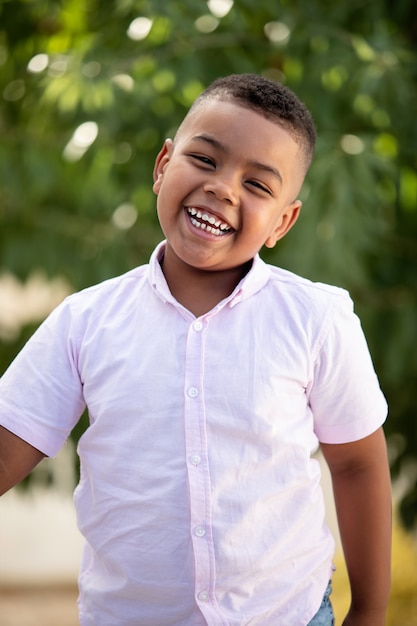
[63,121,99,162]
[207,0,233,18]
[27,53,49,74]
[127,17,153,41]
[112,203,138,230]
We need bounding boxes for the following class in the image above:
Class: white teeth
[187,207,231,235]
[190,216,222,236]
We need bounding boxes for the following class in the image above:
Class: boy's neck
[160,249,252,318]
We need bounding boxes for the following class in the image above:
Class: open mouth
[186,207,233,237]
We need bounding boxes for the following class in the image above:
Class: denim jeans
[306,581,335,626]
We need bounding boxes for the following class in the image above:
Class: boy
[0,74,391,625]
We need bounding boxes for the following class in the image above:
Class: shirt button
[195,526,206,537]
[190,454,201,466]
[198,591,209,602]
[194,321,203,331]
[188,387,199,398]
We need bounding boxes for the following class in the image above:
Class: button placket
[183,317,214,609]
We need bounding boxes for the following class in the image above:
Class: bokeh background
[0,0,416,623]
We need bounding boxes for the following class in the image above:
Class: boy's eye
[189,154,215,167]
[247,180,271,195]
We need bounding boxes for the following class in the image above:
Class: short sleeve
[309,294,388,444]
[0,300,86,457]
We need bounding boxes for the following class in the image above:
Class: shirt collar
[148,241,272,311]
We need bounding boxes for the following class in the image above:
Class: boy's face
[153,98,304,274]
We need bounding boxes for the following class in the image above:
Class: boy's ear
[264,200,302,249]
[153,139,173,194]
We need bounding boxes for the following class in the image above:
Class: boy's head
[153,73,316,278]
[178,73,316,173]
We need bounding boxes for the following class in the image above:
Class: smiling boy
[153,109,302,318]
[0,74,391,625]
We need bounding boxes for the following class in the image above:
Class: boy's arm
[321,427,391,626]
[0,425,45,496]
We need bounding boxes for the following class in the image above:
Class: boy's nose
[203,175,239,205]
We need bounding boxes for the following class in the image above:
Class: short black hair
[190,73,316,170]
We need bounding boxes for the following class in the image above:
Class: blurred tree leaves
[0,0,416,528]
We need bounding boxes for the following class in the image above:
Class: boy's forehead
[175,97,300,156]
[177,96,280,140]
[177,96,232,133]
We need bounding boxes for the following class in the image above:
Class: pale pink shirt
[0,242,387,625]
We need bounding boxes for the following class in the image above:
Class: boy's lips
[185,206,234,236]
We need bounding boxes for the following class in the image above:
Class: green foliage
[1,0,416,528]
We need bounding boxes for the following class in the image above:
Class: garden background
[0,0,416,623]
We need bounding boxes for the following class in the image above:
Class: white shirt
[0,242,387,625]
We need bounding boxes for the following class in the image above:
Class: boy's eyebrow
[191,134,283,185]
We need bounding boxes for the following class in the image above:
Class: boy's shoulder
[259,263,355,336]
[265,262,350,303]
[78,264,148,295]
[63,263,150,314]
